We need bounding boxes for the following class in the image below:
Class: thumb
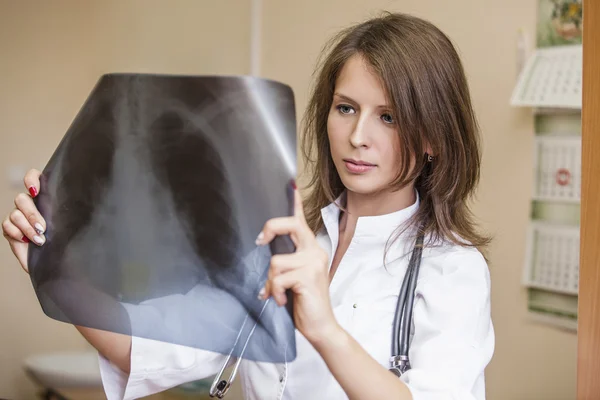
[10,242,30,274]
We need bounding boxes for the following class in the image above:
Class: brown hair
[300,12,491,253]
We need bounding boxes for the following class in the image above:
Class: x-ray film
[27,73,298,363]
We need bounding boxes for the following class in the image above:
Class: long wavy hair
[300,12,491,254]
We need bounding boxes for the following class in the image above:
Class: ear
[423,142,435,159]
[425,143,434,157]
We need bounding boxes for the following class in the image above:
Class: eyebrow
[333,92,391,110]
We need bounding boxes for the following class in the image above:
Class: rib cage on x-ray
[28,74,298,363]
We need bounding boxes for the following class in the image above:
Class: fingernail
[35,223,45,234]
[255,232,264,245]
[258,288,266,300]
[28,186,38,198]
[33,235,45,245]
[21,236,30,243]
[291,179,297,190]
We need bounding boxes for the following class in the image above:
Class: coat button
[279,374,285,383]
[353,303,357,309]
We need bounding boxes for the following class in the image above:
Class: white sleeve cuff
[98,353,129,400]
[98,334,229,400]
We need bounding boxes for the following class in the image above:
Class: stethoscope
[210,233,425,397]
[389,232,424,377]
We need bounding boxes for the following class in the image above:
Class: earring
[426,153,434,162]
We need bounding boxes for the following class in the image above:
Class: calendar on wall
[511,0,582,331]
[510,44,582,109]
[533,136,581,203]
[523,222,580,296]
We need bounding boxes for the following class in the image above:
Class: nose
[349,114,370,148]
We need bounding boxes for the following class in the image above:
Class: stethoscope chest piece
[389,355,411,377]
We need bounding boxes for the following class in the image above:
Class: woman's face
[327,54,402,195]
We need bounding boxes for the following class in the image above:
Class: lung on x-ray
[27,73,298,363]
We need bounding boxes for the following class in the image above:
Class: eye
[381,113,395,124]
[336,104,355,115]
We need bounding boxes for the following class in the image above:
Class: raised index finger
[23,169,42,198]
[292,181,305,220]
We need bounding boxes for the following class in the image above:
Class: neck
[339,184,416,234]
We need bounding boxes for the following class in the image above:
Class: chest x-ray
[27,73,298,363]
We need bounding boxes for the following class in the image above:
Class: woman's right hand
[2,168,47,273]
[2,169,134,373]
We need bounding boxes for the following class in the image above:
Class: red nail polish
[28,186,38,198]
[291,180,297,190]
[22,236,30,243]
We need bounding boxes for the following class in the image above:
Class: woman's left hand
[256,186,340,345]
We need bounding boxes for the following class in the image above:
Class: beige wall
[0,1,250,399]
[0,1,577,400]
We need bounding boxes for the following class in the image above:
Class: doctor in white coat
[4,12,494,400]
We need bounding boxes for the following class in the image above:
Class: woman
[2,12,494,400]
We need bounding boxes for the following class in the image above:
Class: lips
[343,159,376,166]
[343,159,376,174]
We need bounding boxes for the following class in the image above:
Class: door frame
[577,1,600,398]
